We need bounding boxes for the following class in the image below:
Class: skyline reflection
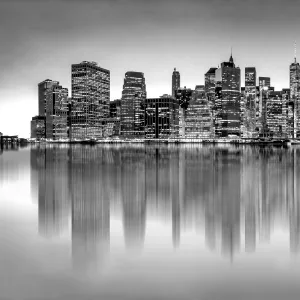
[29,144,300,265]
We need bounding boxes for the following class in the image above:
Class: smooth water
[1,144,300,300]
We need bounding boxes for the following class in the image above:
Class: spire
[229,47,234,63]
[294,41,297,63]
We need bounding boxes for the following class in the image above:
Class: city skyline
[1,0,300,137]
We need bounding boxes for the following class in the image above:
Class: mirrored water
[1,144,300,300]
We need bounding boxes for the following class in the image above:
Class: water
[1,144,300,300]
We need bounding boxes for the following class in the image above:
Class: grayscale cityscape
[2,1,300,300]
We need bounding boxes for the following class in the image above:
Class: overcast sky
[0,0,300,137]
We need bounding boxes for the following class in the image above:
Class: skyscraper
[70,61,110,139]
[172,68,180,98]
[38,79,59,116]
[258,77,271,136]
[289,49,300,138]
[45,85,69,140]
[243,67,257,137]
[120,71,146,137]
[214,54,241,137]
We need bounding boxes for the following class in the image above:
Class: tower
[172,68,180,98]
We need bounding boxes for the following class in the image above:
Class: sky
[0,0,300,137]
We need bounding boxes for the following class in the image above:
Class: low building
[144,97,179,138]
[31,116,46,139]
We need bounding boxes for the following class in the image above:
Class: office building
[172,68,180,98]
[144,97,179,138]
[120,71,146,137]
[214,54,241,137]
[185,85,213,138]
[243,67,257,137]
[38,79,59,116]
[290,54,300,137]
[205,67,217,107]
[175,87,193,137]
[71,61,110,139]
[45,85,69,140]
[258,77,271,136]
[106,99,121,137]
[31,116,46,139]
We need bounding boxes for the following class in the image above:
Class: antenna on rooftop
[295,40,297,63]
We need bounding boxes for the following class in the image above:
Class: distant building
[175,87,193,137]
[289,55,300,137]
[38,79,59,116]
[45,85,69,140]
[242,67,257,137]
[172,68,180,98]
[70,61,110,139]
[31,116,46,139]
[266,91,287,138]
[185,85,213,138]
[215,54,241,137]
[120,71,146,137]
[144,97,179,138]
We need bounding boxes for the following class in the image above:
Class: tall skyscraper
[243,67,257,137]
[214,54,241,137]
[185,85,213,138]
[258,77,271,136]
[289,47,300,138]
[38,79,59,116]
[205,67,217,105]
[120,71,146,137]
[71,61,110,139]
[172,68,180,97]
[45,85,69,140]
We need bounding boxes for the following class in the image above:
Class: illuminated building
[175,87,193,137]
[205,67,217,107]
[70,61,110,139]
[31,116,46,139]
[242,67,257,137]
[185,85,213,138]
[214,54,241,137]
[38,79,59,116]
[266,91,287,138]
[144,97,179,138]
[258,77,271,136]
[120,71,146,137]
[45,85,69,140]
[172,68,180,98]
[289,50,300,138]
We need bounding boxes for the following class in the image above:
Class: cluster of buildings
[31,53,300,140]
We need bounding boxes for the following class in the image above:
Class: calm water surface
[1,144,300,300]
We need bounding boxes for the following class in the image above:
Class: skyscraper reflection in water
[30,145,300,263]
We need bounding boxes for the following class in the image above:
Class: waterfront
[1,144,300,300]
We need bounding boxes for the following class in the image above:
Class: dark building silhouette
[172,68,180,98]
[31,116,45,139]
[71,61,110,139]
[121,71,147,137]
[215,54,241,137]
[38,79,59,117]
[144,97,179,138]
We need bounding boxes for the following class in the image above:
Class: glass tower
[214,55,241,137]
[290,57,300,137]
[172,68,180,98]
[38,79,59,116]
[70,61,110,139]
[120,71,146,137]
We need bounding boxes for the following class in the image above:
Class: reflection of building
[120,72,147,137]
[31,116,45,139]
[71,61,110,139]
[215,54,241,137]
[144,97,179,138]
[45,85,69,140]
[70,147,110,271]
[172,68,180,98]
[185,85,213,138]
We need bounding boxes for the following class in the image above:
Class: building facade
[70,61,110,139]
[290,58,300,138]
[214,55,241,137]
[185,85,213,138]
[144,97,179,138]
[172,68,180,98]
[31,116,46,139]
[38,79,59,116]
[45,85,69,140]
[120,71,146,137]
